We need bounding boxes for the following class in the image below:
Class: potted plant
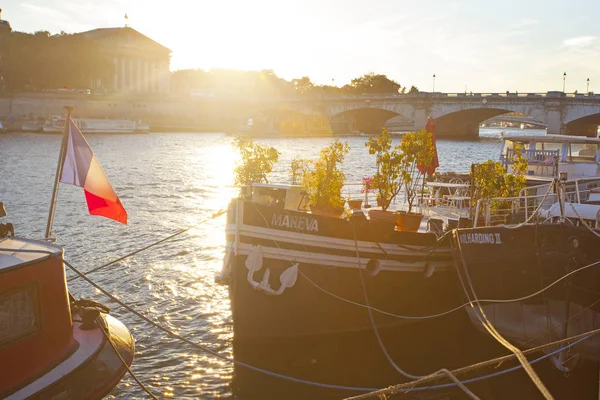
[365,128,405,222]
[233,135,280,195]
[300,139,350,217]
[361,176,374,208]
[471,144,528,226]
[347,196,363,210]
[395,129,437,231]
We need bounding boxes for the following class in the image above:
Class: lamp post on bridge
[562,72,567,93]
[432,74,436,92]
[587,78,590,94]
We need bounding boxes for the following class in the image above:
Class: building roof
[82,27,171,54]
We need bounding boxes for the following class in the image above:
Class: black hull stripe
[238,235,450,264]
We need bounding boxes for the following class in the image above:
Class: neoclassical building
[83,27,171,94]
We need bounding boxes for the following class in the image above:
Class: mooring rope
[67,209,226,282]
[566,200,600,239]
[452,231,554,400]
[500,180,554,229]
[343,331,596,400]
[349,220,480,399]
[96,316,159,399]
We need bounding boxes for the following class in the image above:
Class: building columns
[137,60,142,92]
[152,61,157,92]
[121,58,126,91]
[113,57,118,91]
[128,58,133,92]
[112,56,169,94]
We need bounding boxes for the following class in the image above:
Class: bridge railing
[320,91,599,101]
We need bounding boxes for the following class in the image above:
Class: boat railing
[501,148,559,175]
[342,183,375,206]
[474,177,600,226]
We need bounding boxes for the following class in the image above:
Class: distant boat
[43,116,149,134]
[21,115,46,132]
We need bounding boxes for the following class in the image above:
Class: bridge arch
[330,107,414,135]
[564,112,600,137]
[238,108,334,136]
[429,103,547,138]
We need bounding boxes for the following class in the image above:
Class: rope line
[566,200,600,239]
[300,254,600,321]
[343,333,595,400]
[67,209,226,282]
[499,181,554,229]
[349,221,419,380]
[452,230,554,400]
[96,316,159,399]
[349,221,480,399]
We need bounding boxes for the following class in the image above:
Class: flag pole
[45,106,73,239]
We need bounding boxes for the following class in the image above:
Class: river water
[0,127,543,399]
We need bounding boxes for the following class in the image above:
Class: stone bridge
[2,91,599,138]
[241,91,600,138]
[317,91,600,138]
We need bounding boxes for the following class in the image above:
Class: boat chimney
[0,9,3,21]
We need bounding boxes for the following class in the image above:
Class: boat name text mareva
[271,214,319,232]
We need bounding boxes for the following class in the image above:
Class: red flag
[418,116,439,175]
[60,119,127,224]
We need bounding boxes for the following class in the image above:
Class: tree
[345,73,401,95]
[291,76,314,95]
[408,85,419,95]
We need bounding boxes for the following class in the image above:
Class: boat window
[534,142,562,152]
[568,143,598,162]
[502,140,515,155]
[0,285,41,347]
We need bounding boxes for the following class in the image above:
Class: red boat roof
[0,237,62,270]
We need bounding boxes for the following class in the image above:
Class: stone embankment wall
[0,94,259,132]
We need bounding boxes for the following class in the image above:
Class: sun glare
[128,0,326,77]
[196,142,237,212]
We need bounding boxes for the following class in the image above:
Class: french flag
[60,119,127,224]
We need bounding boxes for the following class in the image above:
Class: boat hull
[224,199,499,395]
[226,199,466,339]
[4,314,134,400]
[452,223,600,363]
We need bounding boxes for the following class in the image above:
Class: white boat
[21,116,46,132]
[43,116,149,134]
[501,134,600,181]
[0,121,5,133]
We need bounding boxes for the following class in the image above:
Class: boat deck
[357,203,470,232]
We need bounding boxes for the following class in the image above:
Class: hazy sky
[2,0,598,92]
